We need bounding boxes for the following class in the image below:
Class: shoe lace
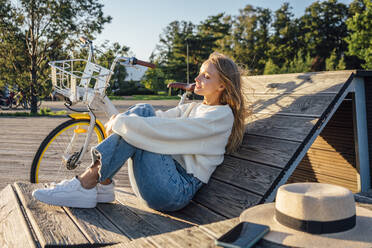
[49,179,77,190]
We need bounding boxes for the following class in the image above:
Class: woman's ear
[218,83,226,92]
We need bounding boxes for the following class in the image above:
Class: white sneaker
[97,180,115,203]
[32,177,97,208]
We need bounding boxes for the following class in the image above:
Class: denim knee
[126,103,155,117]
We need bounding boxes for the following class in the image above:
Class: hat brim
[240,203,372,248]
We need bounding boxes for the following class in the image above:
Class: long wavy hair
[205,52,249,154]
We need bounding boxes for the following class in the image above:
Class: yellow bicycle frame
[69,113,107,139]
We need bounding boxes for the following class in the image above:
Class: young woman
[33,52,246,211]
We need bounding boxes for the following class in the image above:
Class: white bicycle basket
[50,59,113,104]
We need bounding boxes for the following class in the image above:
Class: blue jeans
[91,103,203,211]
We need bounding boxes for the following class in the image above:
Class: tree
[148,15,230,91]
[299,0,349,71]
[345,0,372,69]
[2,0,111,113]
[95,41,129,95]
[268,3,299,68]
[227,5,272,74]
[0,0,29,92]
[325,49,346,70]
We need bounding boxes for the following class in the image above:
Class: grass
[108,95,180,100]
[0,107,67,117]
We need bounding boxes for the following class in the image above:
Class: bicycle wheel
[21,99,30,110]
[30,119,105,183]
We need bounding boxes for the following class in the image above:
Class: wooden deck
[1,182,372,247]
[1,70,372,247]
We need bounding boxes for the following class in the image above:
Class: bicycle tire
[30,118,105,183]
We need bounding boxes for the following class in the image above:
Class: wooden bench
[1,70,372,247]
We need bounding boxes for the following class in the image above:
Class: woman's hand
[104,114,118,137]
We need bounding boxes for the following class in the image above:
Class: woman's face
[194,62,225,101]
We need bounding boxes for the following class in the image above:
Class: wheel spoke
[32,120,102,183]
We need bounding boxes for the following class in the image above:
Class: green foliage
[144,14,231,91]
[345,0,372,69]
[286,51,313,73]
[263,59,281,75]
[326,49,347,70]
[267,3,299,68]
[264,51,312,74]
[0,0,111,113]
[142,64,167,93]
[298,0,349,71]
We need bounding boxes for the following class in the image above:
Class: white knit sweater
[112,102,234,183]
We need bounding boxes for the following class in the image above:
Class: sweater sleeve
[155,103,192,118]
[112,105,233,155]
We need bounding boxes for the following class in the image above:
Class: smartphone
[215,222,270,248]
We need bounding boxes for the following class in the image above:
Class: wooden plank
[246,93,336,117]
[199,217,240,239]
[200,217,288,248]
[304,147,355,167]
[147,226,215,248]
[295,159,357,181]
[147,234,183,248]
[310,128,354,155]
[212,156,281,195]
[246,113,318,142]
[0,185,36,248]
[96,200,170,240]
[159,226,215,247]
[234,134,300,168]
[193,178,261,218]
[243,71,353,94]
[126,238,158,248]
[14,182,90,247]
[288,169,358,193]
[166,200,225,225]
[63,206,131,244]
[114,186,194,229]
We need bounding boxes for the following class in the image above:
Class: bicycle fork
[62,111,97,170]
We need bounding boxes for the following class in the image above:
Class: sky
[96,0,353,61]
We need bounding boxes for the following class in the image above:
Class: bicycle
[30,37,193,184]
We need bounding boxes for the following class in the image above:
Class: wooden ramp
[1,70,371,247]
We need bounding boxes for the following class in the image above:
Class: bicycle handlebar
[167,82,195,91]
[133,58,156,68]
[117,57,156,69]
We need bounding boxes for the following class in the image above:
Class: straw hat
[240,183,372,248]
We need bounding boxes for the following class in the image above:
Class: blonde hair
[206,52,249,154]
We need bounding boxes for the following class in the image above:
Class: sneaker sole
[33,191,97,208]
[97,193,115,203]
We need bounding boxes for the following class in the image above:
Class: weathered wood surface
[243,70,354,94]
[14,182,90,247]
[3,182,370,248]
[212,156,281,195]
[246,113,319,142]
[115,186,224,226]
[64,206,130,244]
[193,178,261,218]
[233,134,300,168]
[247,93,336,117]
[0,185,36,248]
[0,182,244,248]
